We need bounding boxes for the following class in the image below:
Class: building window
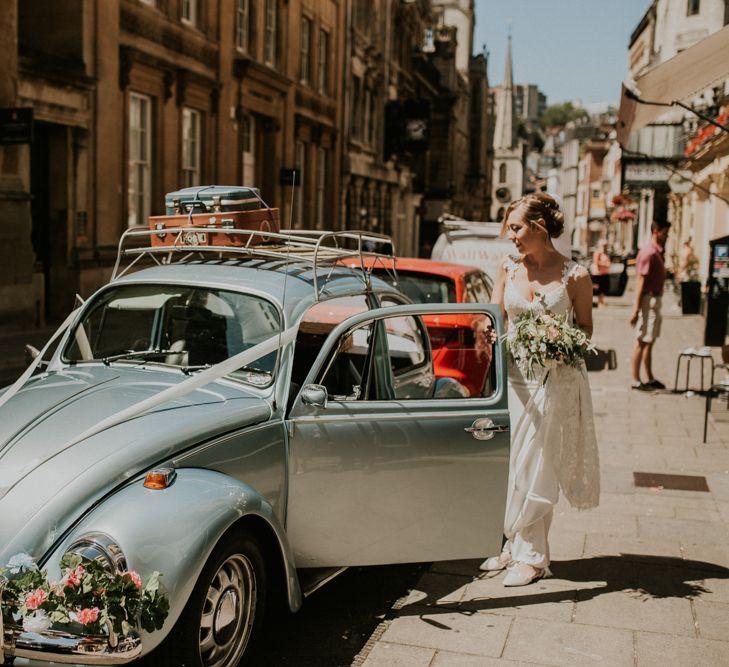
[295,140,305,228]
[687,0,700,15]
[352,76,362,140]
[182,108,201,187]
[367,92,377,147]
[181,0,197,26]
[318,30,329,95]
[128,93,152,227]
[264,0,277,67]
[241,114,255,185]
[316,147,326,230]
[300,17,311,84]
[499,163,507,183]
[139,0,156,5]
[235,0,250,52]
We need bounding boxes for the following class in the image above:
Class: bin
[681,281,702,315]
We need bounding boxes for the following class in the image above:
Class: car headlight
[66,532,127,575]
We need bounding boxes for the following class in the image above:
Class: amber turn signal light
[143,468,177,490]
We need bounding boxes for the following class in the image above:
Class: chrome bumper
[1,622,142,665]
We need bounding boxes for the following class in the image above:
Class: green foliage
[0,552,169,639]
[539,102,589,130]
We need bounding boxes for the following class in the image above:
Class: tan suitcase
[148,208,280,247]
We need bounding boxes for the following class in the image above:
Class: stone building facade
[1,0,492,325]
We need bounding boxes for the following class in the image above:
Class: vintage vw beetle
[0,229,509,666]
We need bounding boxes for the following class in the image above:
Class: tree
[539,102,589,130]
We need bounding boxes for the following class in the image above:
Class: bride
[481,192,600,586]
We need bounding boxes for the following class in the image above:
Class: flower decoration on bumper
[0,552,169,637]
[506,296,596,381]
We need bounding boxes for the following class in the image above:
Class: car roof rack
[112,227,396,301]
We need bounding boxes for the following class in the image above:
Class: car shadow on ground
[391,554,729,619]
[248,562,429,667]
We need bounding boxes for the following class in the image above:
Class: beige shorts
[636,295,662,343]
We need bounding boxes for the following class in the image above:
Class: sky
[472,0,652,108]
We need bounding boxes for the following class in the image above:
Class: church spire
[493,34,516,150]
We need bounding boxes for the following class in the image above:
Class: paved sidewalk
[357,285,729,666]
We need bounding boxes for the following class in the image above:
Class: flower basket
[0,552,169,645]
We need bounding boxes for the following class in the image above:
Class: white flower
[22,610,51,634]
[7,552,38,574]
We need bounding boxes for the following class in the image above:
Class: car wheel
[154,530,267,667]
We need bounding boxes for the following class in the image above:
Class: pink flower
[123,570,143,589]
[25,588,48,610]
[65,565,85,589]
[548,326,560,342]
[49,581,65,597]
[76,607,100,625]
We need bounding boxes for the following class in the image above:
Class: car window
[318,323,372,401]
[464,272,492,303]
[317,310,497,403]
[64,284,281,386]
[292,295,370,391]
[372,269,456,304]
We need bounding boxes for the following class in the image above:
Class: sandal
[479,552,512,572]
[502,562,549,587]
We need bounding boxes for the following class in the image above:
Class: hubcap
[199,554,256,667]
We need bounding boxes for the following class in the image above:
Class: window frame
[181,107,202,188]
[294,140,305,229]
[687,0,700,15]
[300,16,311,84]
[127,92,152,228]
[264,0,277,67]
[318,29,329,95]
[181,0,197,26]
[315,146,326,230]
[235,0,250,52]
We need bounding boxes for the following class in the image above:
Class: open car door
[286,303,509,567]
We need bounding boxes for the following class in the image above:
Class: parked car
[0,228,509,666]
[341,256,495,396]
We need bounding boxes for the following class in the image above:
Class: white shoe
[502,562,549,587]
[479,553,512,572]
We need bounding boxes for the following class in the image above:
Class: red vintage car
[342,257,495,397]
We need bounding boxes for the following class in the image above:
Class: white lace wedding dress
[501,256,600,570]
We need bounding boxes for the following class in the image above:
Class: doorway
[30,121,75,322]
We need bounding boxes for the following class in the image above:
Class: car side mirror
[301,384,328,408]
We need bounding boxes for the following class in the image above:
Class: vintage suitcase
[148,207,280,248]
[164,185,262,215]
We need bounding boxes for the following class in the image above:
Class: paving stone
[361,642,436,667]
[460,575,576,623]
[379,612,512,657]
[680,543,729,569]
[502,618,634,666]
[431,652,543,666]
[584,534,683,559]
[700,576,729,603]
[573,589,696,635]
[693,599,729,641]
[637,517,728,545]
[634,632,729,667]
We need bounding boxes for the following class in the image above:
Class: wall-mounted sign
[0,108,33,145]
[624,161,672,185]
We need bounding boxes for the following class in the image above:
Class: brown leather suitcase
[148,207,280,248]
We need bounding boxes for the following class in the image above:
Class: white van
[430,219,514,282]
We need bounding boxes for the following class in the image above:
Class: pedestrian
[630,219,671,391]
[481,192,600,586]
[590,240,612,307]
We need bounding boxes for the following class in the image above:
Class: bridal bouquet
[0,552,169,637]
[507,296,595,381]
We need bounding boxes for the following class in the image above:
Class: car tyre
[149,529,267,667]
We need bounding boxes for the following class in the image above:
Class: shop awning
[617,24,729,146]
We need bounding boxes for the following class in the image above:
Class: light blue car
[0,230,509,666]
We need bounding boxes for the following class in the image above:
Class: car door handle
[464,418,509,440]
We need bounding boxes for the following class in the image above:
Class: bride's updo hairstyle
[501,192,565,239]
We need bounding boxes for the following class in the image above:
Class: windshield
[372,270,456,304]
[64,284,281,386]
